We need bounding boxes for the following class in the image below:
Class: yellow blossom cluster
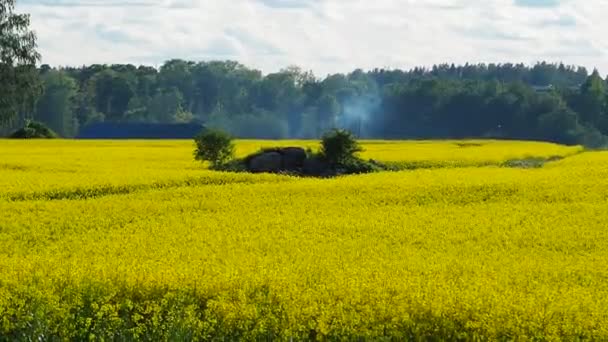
[0,139,603,340]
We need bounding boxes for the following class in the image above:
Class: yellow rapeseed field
[0,139,581,199]
[0,139,605,340]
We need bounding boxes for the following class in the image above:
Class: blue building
[77,122,204,139]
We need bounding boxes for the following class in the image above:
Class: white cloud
[16,0,608,76]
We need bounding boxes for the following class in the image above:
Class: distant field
[0,139,582,199]
[1,139,607,340]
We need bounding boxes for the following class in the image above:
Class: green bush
[194,129,235,168]
[215,159,247,172]
[320,129,363,166]
[9,121,59,139]
[339,158,385,174]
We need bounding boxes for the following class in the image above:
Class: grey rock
[280,147,307,170]
[248,152,283,173]
[303,157,330,176]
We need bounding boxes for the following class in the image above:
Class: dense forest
[3,60,608,146]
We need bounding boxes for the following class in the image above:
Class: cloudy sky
[16,0,608,76]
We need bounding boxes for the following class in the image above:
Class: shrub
[339,158,385,174]
[9,121,59,139]
[194,129,235,168]
[215,159,247,172]
[320,129,363,166]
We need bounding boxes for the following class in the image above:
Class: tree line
[5,61,605,146]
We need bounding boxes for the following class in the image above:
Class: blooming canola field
[0,139,607,340]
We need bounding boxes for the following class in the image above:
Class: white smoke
[338,94,381,138]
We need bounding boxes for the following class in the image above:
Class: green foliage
[35,70,79,137]
[9,120,58,139]
[577,126,607,149]
[88,70,135,122]
[193,129,235,168]
[148,87,184,123]
[320,129,363,166]
[6,57,608,147]
[214,159,248,173]
[0,0,41,124]
[339,157,385,174]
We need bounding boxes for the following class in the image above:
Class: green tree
[89,69,135,121]
[577,70,606,128]
[194,129,235,168]
[35,70,79,136]
[148,87,184,123]
[159,59,195,111]
[0,0,41,124]
[537,106,581,144]
[320,129,363,165]
[123,96,148,122]
[190,61,261,120]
